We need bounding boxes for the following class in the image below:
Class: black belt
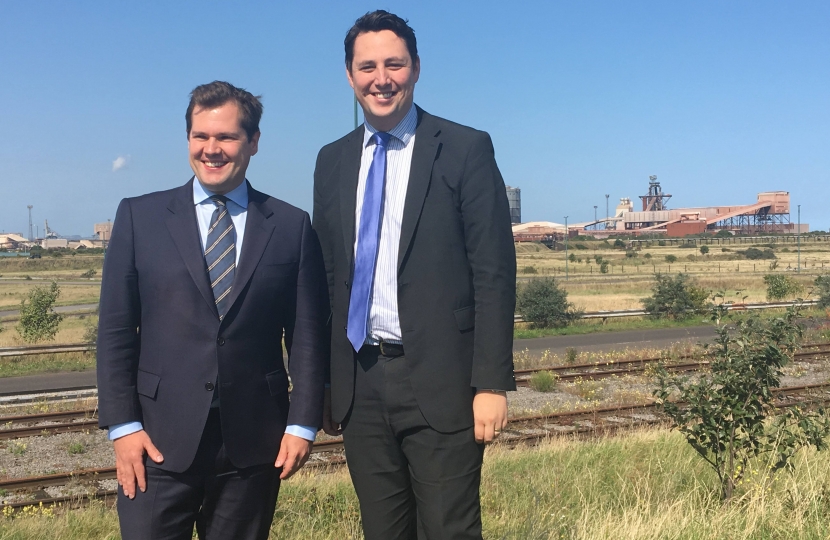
[370,341,405,358]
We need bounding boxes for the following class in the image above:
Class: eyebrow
[356,56,410,67]
[191,130,241,138]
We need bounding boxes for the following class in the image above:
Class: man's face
[347,30,420,132]
[188,101,259,194]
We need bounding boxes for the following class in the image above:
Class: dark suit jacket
[313,107,516,433]
[97,179,329,472]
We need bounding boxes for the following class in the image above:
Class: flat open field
[517,237,830,311]
[0,256,104,280]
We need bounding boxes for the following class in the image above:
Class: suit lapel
[398,109,440,272]
[339,128,364,270]
[222,184,275,314]
[165,179,218,317]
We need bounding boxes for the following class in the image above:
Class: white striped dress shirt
[354,104,418,344]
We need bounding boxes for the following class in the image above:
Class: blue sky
[1,1,828,236]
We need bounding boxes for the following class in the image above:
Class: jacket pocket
[453,305,475,333]
[265,370,289,396]
[137,369,161,399]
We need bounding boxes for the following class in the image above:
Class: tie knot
[210,195,228,207]
[373,132,391,148]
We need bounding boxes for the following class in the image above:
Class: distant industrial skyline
[2,1,828,235]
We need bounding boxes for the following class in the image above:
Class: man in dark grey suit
[313,11,516,539]
[97,81,329,540]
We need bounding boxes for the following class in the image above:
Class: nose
[205,137,221,154]
[375,66,392,87]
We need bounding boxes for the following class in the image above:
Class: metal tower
[27,206,33,241]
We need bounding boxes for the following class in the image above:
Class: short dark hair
[185,81,263,140]
[345,10,418,70]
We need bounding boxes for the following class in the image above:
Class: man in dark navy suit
[97,81,329,540]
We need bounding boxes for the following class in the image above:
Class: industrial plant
[512,177,807,243]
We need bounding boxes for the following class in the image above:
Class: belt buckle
[378,340,399,357]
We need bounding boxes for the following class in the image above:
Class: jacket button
[217,337,225,346]
[205,382,215,391]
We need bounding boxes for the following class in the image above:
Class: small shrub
[16,282,63,343]
[641,273,709,319]
[815,275,830,309]
[769,260,779,271]
[528,371,557,393]
[8,442,27,456]
[625,250,637,258]
[574,243,588,250]
[516,278,583,328]
[699,245,709,255]
[613,239,626,249]
[521,266,538,274]
[738,247,776,260]
[565,347,578,364]
[599,261,609,274]
[80,269,97,278]
[714,229,732,238]
[655,305,830,500]
[643,253,652,259]
[82,319,98,344]
[665,254,677,263]
[721,248,731,252]
[568,253,576,263]
[686,254,697,261]
[67,442,86,455]
[24,275,32,281]
[658,240,666,246]
[594,255,603,264]
[764,274,804,301]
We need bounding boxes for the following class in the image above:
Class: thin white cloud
[112,155,130,172]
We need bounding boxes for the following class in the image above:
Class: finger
[279,453,299,480]
[134,460,147,493]
[483,423,496,444]
[474,422,485,444]
[144,440,164,463]
[274,442,289,468]
[121,466,136,499]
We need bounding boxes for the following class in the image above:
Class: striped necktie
[347,131,391,352]
[205,195,236,319]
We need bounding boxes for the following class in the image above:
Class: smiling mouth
[372,92,395,99]
[203,161,228,169]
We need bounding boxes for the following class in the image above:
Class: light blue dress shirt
[108,179,317,442]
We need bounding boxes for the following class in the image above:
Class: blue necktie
[347,132,391,352]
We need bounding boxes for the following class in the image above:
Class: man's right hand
[113,430,164,499]
[322,387,342,436]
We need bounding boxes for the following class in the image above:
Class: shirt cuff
[284,424,317,442]
[108,422,144,441]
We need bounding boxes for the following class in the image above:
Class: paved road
[0,324,718,395]
[0,303,98,318]
[514,325,718,356]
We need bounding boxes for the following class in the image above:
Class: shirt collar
[192,178,249,209]
[363,103,417,148]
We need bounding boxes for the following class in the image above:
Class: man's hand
[322,387,342,436]
[473,390,508,444]
[113,430,164,499]
[275,433,313,480]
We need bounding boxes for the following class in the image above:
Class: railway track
[3,381,830,512]
[0,343,827,441]
[514,342,830,387]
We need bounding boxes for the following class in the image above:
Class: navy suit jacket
[97,179,329,472]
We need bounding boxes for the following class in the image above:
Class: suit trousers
[116,408,281,540]
[342,347,484,540]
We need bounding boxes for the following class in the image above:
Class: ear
[346,65,357,90]
[412,55,421,84]
[249,131,261,156]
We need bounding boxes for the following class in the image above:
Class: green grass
[3,429,830,538]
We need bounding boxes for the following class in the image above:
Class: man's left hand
[473,390,508,444]
[275,433,313,480]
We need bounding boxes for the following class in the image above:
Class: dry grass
[0,257,104,279]
[0,316,96,347]
[0,283,100,310]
